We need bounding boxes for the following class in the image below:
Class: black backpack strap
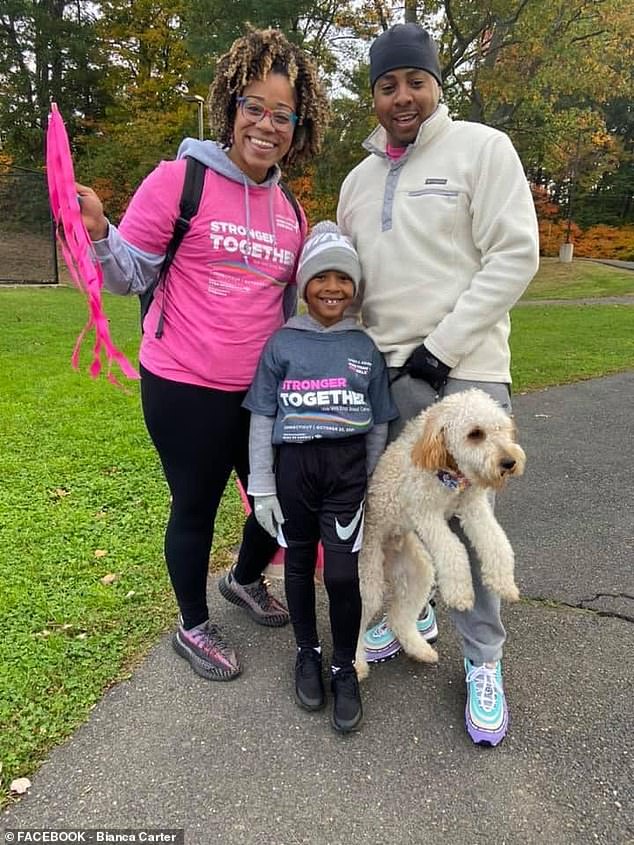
[278,180,302,229]
[277,181,303,319]
[139,156,206,337]
[140,168,298,337]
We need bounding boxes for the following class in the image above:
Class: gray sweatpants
[388,373,512,664]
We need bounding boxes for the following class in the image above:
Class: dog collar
[436,469,470,492]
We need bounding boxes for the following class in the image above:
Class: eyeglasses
[237,96,298,131]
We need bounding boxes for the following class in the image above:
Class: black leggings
[140,366,278,629]
[277,439,365,668]
[284,544,361,668]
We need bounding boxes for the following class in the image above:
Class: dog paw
[402,640,439,664]
[441,587,475,612]
[483,575,520,602]
[355,659,370,681]
[414,645,439,665]
[500,583,520,602]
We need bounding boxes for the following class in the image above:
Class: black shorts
[276,436,367,553]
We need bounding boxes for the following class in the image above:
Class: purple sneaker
[173,620,241,681]
[219,566,289,627]
[363,603,438,663]
[464,659,508,746]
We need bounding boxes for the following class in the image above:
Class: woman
[77,27,329,682]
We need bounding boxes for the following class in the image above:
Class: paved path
[3,374,633,845]
[590,259,634,272]
[518,295,634,306]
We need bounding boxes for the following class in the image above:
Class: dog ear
[411,406,448,471]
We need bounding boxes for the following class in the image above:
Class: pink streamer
[46,103,139,384]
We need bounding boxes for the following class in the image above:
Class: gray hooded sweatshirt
[245,314,399,495]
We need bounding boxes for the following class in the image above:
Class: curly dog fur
[356,389,526,680]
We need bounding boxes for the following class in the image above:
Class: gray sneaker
[218,567,290,627]
[172,619,241,681]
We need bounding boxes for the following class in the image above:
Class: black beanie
[370,24,442,89]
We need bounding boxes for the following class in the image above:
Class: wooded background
[1,0,633,257]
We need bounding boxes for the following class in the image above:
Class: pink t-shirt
[119,159,304,390]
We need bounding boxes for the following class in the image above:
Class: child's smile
[305,271,356,327]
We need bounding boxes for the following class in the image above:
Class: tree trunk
[404,0,418,24]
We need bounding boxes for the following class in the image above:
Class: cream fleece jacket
[337,104,539,382]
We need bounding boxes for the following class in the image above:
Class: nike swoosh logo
[335,501,364,541]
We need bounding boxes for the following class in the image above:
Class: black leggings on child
[284,544,361,667]
[140,365,278,629]
[276,438,366,668]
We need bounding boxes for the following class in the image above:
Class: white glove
[253,494,285,538]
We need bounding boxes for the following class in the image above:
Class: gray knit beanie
[370,24,442,89]
[296,221,361,300]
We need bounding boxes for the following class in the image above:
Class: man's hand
[76,183,109,241]
[406,343,450,391]
[253,494,285,538]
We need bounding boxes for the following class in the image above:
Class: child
[243,222,398,732]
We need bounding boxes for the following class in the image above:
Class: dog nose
[500,458,516,471]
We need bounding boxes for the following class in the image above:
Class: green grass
[0,265,633,805]
[523,257,634,300]
[0,287,243,803]
[511,304,634,391]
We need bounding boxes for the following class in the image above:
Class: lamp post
[183,94,205,141]
[560,130,582,263]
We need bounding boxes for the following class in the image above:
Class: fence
[0,166,58,283]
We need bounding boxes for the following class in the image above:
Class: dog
[355,388,526,679]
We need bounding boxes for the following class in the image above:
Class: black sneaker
[331,666,363,733]
[295,648,325,711]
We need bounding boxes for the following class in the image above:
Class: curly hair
[208,26,330,169]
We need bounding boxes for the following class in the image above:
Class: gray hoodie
[245,313,398,495]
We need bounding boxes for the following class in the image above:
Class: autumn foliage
[287,168,338,226]
[534,185,634,260]
[2,0,633,259]
[572,225,634,260]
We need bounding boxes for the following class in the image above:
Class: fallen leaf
[94,549,108,558]
[100,573,118,586]
[10,777,31,794]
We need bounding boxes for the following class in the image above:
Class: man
[337,23,539,746]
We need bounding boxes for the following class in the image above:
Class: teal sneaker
[363,603,438,663]
[464,659,508,746]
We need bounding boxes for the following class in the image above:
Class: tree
[76,0,195,218]
[183,0,351,86]
[0,0,105,165]
[3,0,630,233]
[573,97,634,227]
[319,0,634,232]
